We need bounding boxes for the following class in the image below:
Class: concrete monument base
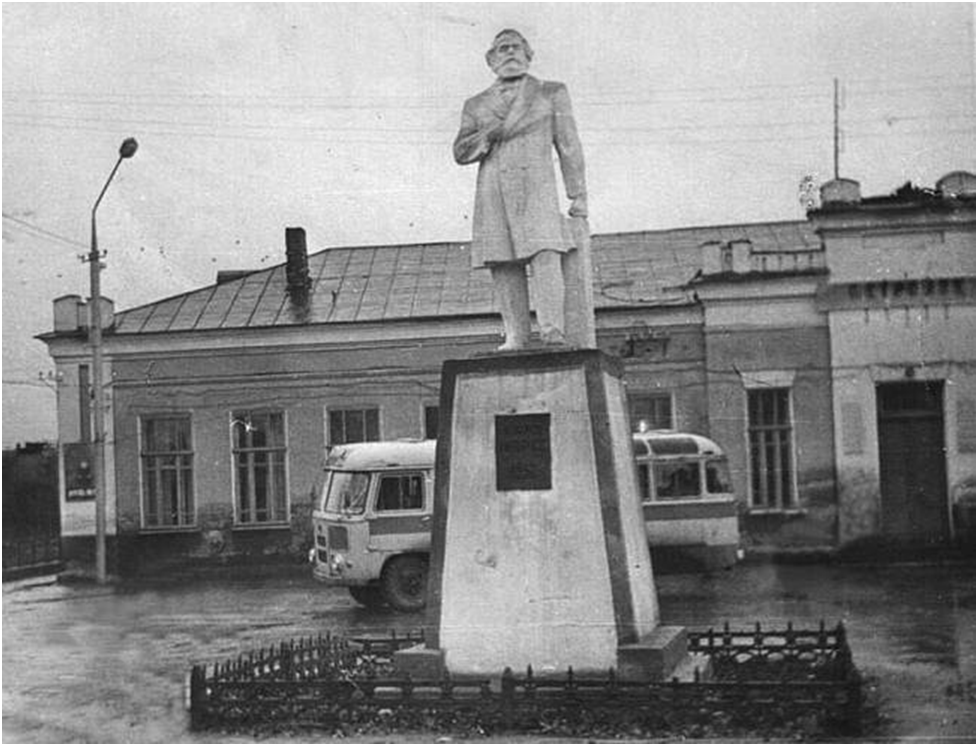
[396,349,689,682]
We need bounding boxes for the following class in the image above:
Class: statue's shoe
[496,338,529,351]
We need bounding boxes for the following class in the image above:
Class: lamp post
[90,137,138,584]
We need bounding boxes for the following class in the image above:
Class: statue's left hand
[569,195,588,219]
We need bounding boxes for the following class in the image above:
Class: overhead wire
[4,75,970,161]
[2,213,88,250]
[3,109,971,135]
[2,115,970,148]
[2,74,971,105]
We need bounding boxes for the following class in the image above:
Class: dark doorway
[876,381,948,542]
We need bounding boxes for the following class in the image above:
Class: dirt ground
[2,560,974,743]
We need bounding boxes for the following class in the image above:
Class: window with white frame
[327,407,380,445]
[747,388,796,510]
[232,411,288,525]
[141,415,195,528]
[628,393,673,432]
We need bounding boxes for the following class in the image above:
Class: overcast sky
[2,2,975,445]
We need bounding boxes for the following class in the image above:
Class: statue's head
[485,29,533,79]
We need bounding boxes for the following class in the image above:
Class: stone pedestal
[396,349,687,681]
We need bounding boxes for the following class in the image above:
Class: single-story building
[41,173,975,574]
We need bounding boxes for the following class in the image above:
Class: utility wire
[2,213,87,249]
[4,110,971,136]
[3,78,970,107]
[3,116,970,147]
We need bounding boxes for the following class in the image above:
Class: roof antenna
[833,78,842,180]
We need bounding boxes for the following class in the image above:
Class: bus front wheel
[380,555,428,612]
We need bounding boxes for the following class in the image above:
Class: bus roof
[324,439,436,471]
[632,430,725,458]
[323,434,724,469]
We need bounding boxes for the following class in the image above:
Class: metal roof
[112,220,819,335]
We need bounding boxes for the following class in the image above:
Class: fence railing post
[846,669,863,737]
[501,667,515,729]
[189,665,207,731]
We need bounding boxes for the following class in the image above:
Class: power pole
[89,204,108,583]
[89,138,138,584]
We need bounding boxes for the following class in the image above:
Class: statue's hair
[485,29,534,66]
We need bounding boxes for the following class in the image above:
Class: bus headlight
[329,553,346,574]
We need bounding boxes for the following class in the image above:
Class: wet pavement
[2,561,974,743]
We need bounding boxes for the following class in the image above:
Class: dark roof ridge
[593,218,808,240]
[308,217,810,255]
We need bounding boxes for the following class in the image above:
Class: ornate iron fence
[188,623,864,738]
[688,620,856,681]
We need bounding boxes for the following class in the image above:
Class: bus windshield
[323,471,371,514]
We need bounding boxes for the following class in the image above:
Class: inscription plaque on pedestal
[495,413,552,491]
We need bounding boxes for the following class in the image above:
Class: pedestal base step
[394,625,699,683]
[617,625,689,682]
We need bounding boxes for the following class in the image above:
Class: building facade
[812,174,976,548]
[41,174,975,574]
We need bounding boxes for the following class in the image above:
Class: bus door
[366,470,432,553]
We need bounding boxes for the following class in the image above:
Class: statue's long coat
[453,75,587,267]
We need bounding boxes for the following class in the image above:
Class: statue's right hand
[568,195,589,219]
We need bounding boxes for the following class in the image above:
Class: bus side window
[637,463,651,501]
[403,474,423,510]
[705,458,732,494]
[376,474,424,512]
[655,462,701,499]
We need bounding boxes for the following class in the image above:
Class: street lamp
[90,137,138,584]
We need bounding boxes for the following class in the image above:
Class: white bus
[632,429,741,574]
[311,431,741,611]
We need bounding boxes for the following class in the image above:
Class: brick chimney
[936,171,976,198]
[53,295,114,333]
[820,178,861,206]
[700,241,723,275]
[285,227,311,310]
[729,240,752,274]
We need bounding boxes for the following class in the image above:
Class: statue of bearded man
[454,29,589,350]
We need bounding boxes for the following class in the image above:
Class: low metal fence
[188,622,864,738]
[2,533,61,579]
[688,620,856,681]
